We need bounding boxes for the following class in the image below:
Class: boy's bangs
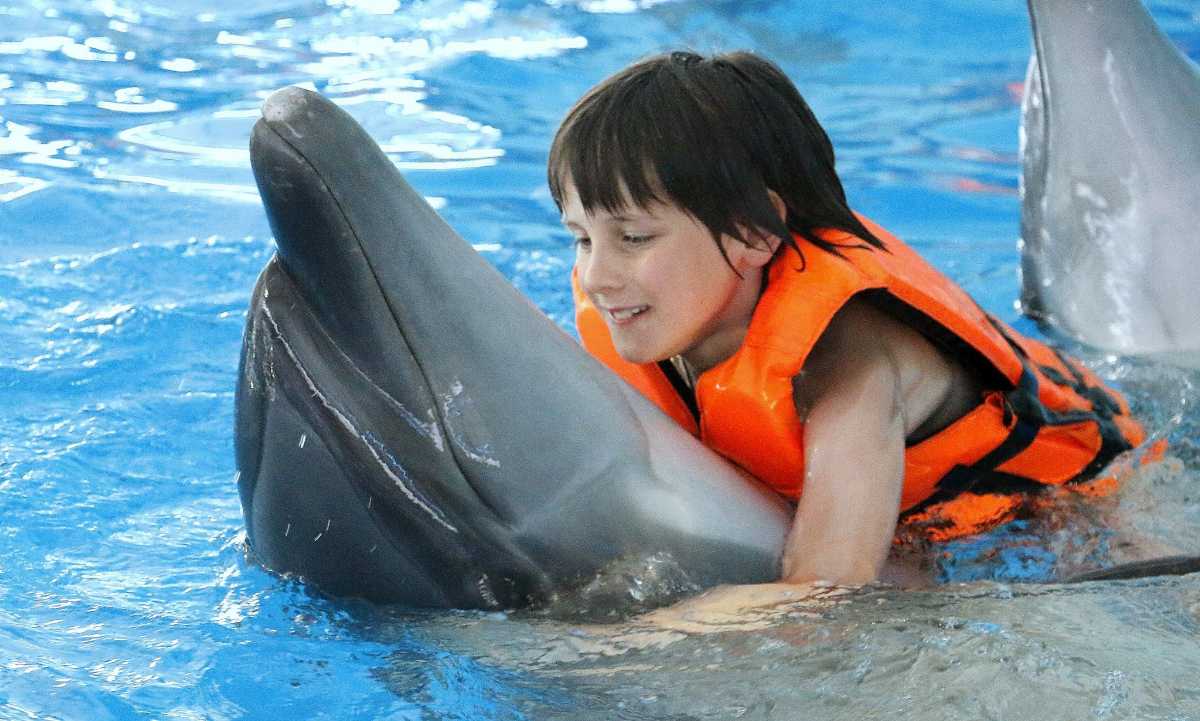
[550,93,668,216]
[549,52,767,250]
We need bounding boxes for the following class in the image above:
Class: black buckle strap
[903,318,1139,520]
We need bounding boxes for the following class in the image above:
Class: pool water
[2,0,1200,718]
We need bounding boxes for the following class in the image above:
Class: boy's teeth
[611,306,648,321]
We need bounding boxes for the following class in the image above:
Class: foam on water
[1,0,1199,718]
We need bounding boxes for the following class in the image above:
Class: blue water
[3,1,1200,718]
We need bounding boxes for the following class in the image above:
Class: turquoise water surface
[3,1,1200,718]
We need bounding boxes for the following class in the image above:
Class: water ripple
[0,0,588,204]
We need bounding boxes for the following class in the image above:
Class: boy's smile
[561,183,772,373]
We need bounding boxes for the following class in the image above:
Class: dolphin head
[235,88,789,608]
[1020,0,1200,363]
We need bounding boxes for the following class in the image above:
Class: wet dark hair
[548,50,885,269]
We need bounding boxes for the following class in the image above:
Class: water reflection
[0,0,589,200]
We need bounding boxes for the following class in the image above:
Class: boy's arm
[630,311,908,628]
[781,306,907,585]
[634,328,906,632]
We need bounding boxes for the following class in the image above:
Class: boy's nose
[579,245,623,294]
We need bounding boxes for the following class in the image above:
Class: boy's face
[561,182,771,372]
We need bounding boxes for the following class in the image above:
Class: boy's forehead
[559,176,660,222]
[561,197,656,225]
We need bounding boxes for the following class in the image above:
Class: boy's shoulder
[791,296,975,437]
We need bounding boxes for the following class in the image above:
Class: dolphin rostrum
[1020,0,1200,366]
[235,87,791,608]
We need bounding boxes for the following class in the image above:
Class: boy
[549,51,1145,587]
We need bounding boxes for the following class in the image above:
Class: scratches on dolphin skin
[334,352,444,451]
[242,307,259,394]
[311,317,445,450]
[284,522,291,537]
[440,379,501,469]
[298,433,307,448]
[391,401,444,453]
[477,574,500,609]
[360,434,457,532]
[1070,171,1145,344]
[259,304,459,533]
[243,294,278,398]
[255,273,445,452]
[249,301,279,400]
[362,431,456,532]
[1101,49,1134,135]
[314,518,331,542]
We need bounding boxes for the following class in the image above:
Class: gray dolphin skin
[1020,0,1200,366]
[235,87,791,608]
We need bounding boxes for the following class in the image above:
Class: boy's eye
[622,233,654,244]
[572,236,591,249]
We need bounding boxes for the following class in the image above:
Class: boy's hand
[633,582,853,634]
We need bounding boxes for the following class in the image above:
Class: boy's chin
[611,344,664,366]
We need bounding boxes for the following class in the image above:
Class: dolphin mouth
[249,104,433,429]
[247,88,610,525]
[241,118,555,605]
[248,90,518,523]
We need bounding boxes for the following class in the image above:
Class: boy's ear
[728,190,787,271]
[767,189,787,223]
[726,230,778,272]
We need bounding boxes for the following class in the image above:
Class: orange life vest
[574,216,1148,541]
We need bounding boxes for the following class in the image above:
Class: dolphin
[234,87,791,609]
[1019,0,1200,367]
